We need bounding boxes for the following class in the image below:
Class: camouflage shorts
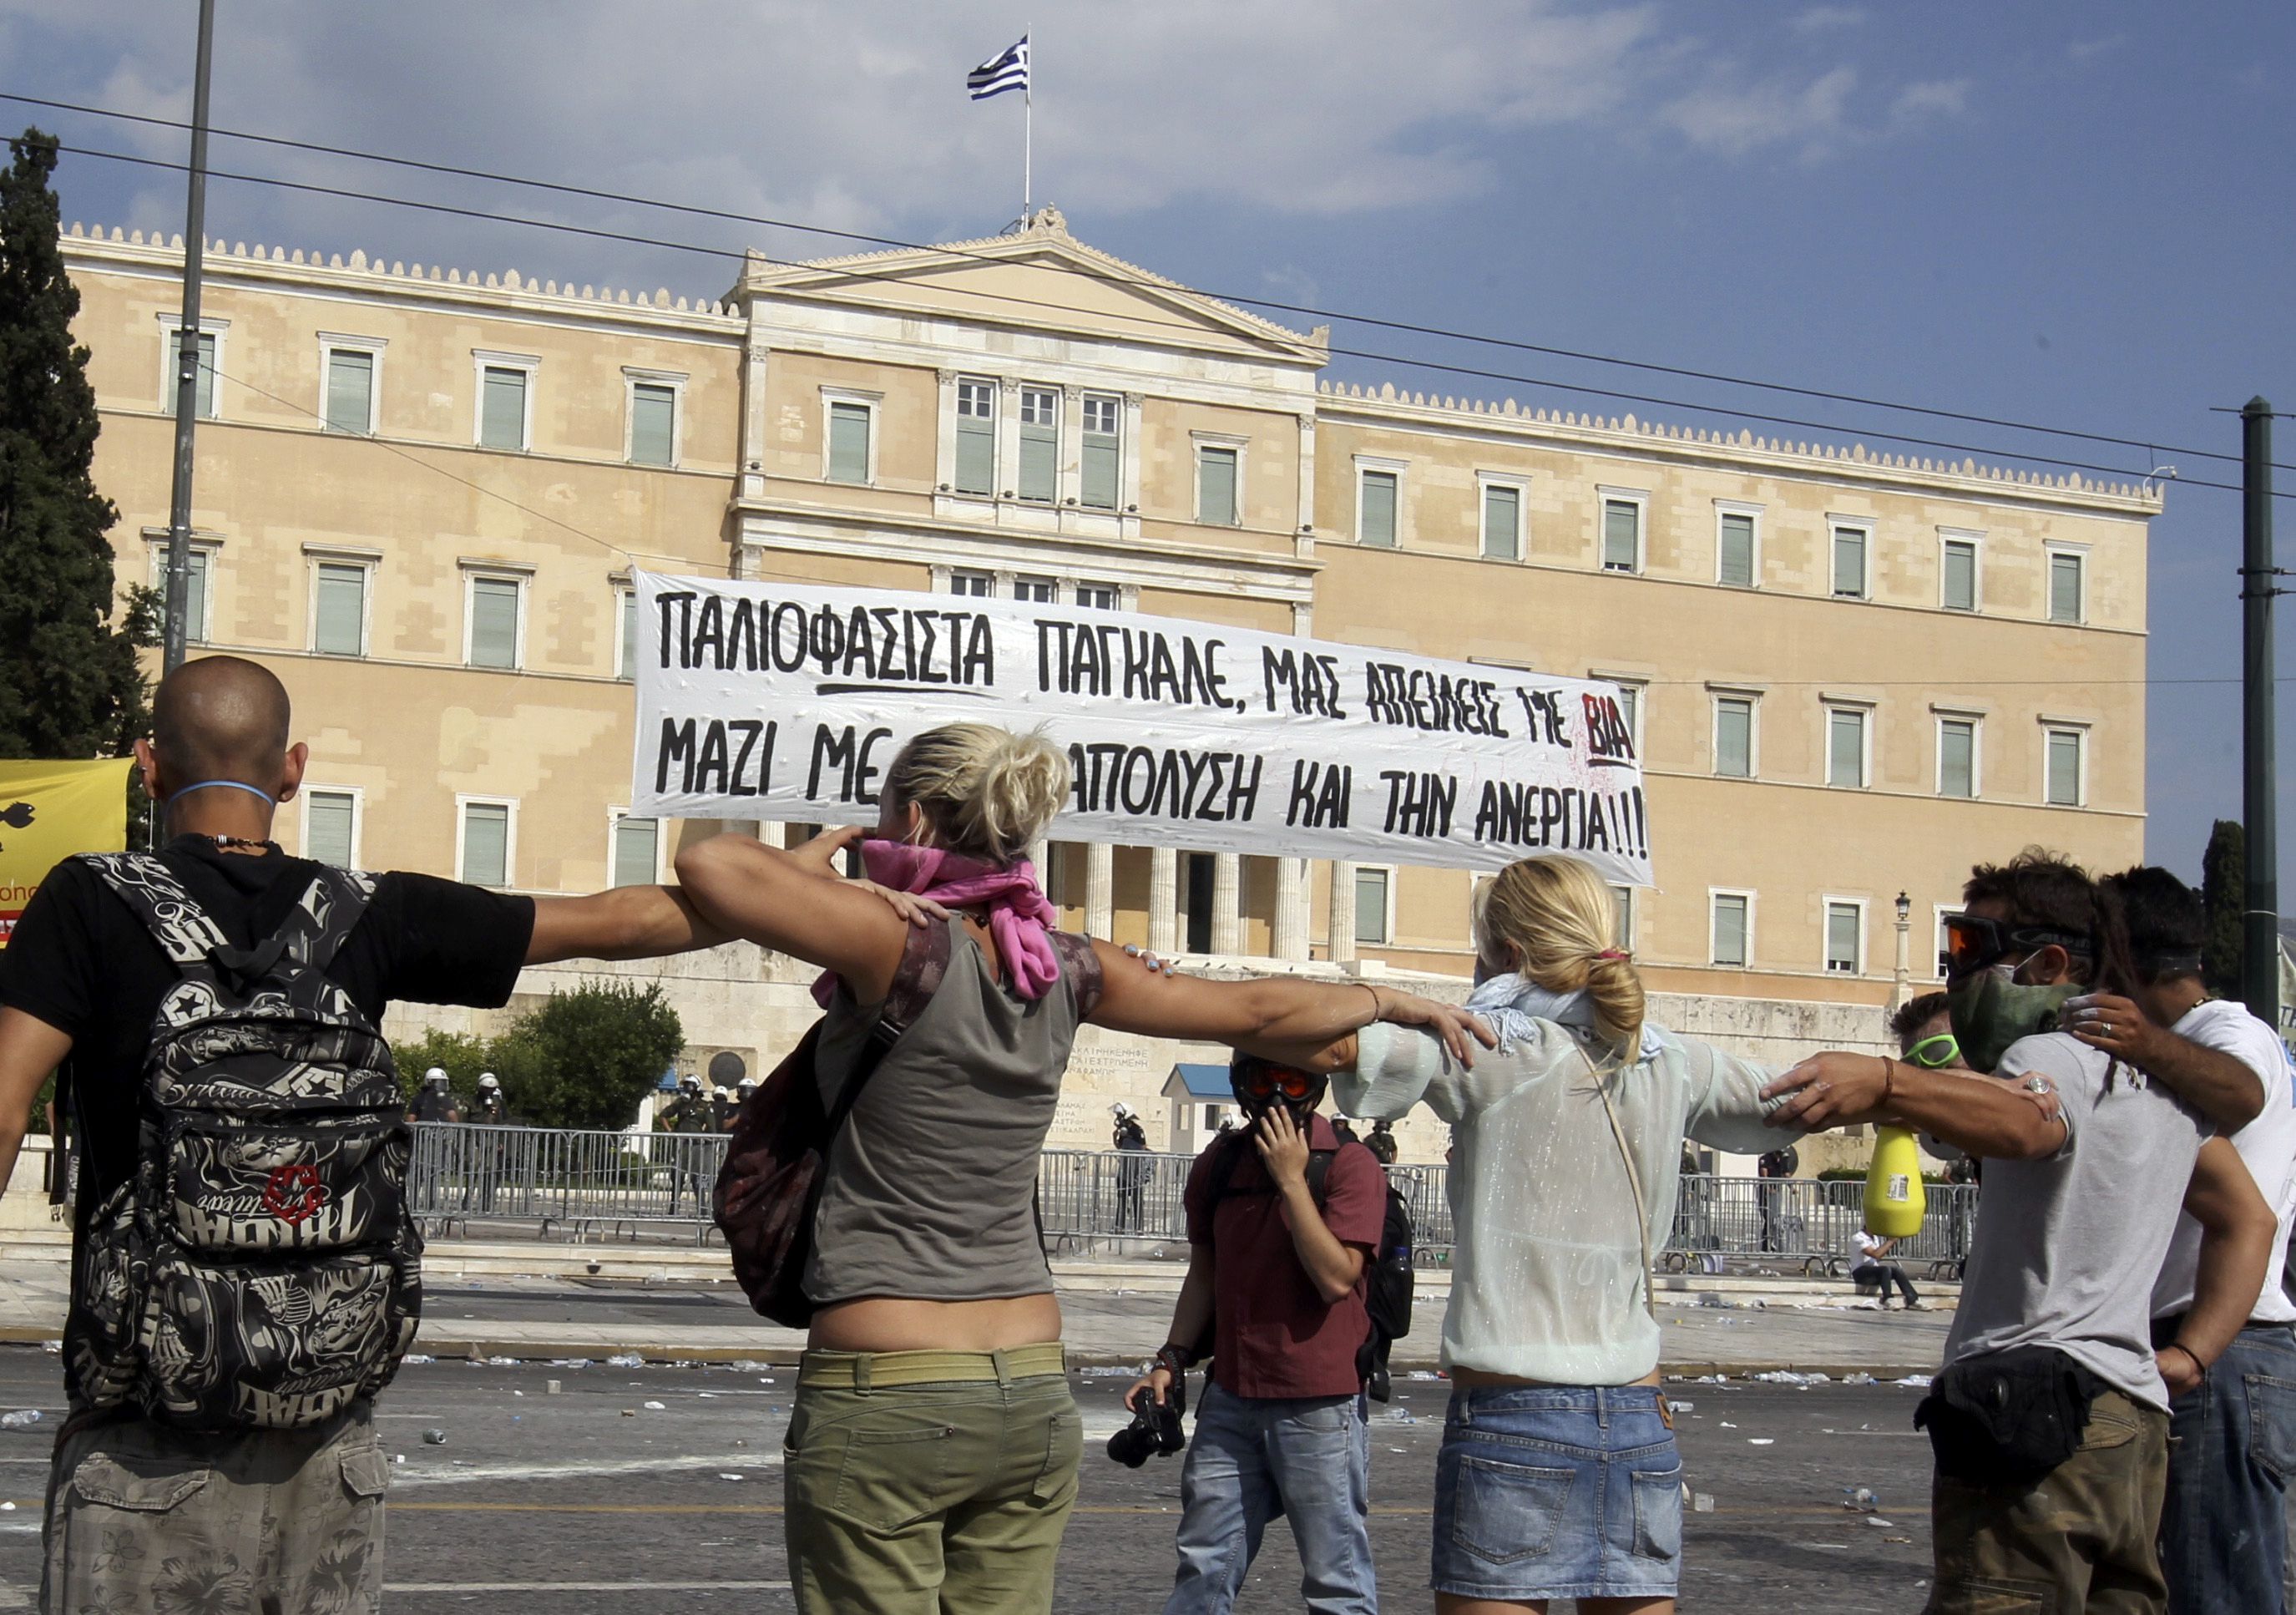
[41,1401,386,1615]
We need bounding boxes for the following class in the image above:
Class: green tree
[2202,818,2245,997]
[489,983,683,1132]
[0,129,152,762]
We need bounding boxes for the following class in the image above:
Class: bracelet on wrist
[1154,1343,1196,1375]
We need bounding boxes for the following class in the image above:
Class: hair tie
[1596,949,1631,962]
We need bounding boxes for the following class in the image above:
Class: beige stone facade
[59,210,2155,1155]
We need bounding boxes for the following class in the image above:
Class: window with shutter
[827,401,871,484]
[630,383,675,466]
[1832,527,1867,598]
[313,563,366,656]
[1712,894,1749,967]
[1602,500,1641,572]
[955,379,996,495]
[1013,576,1056,603]
[1939,719,1975,797]
[1075,583,1118,610]
[2050,552,2084,622]
[1353,868,1390,944]
[1718,512,1756,586]
[306,792,357,867]
[1612,885,1635,948]
[1942,540,1977,610]
[1358,470,1398,547]
[462,802,511,888]
[324,349,372,434]
[1715,698,1753,777]
[1825,903,1861,973]
[1615,685,1642,750]
[480,367,527,449]
[1081,394,1120,509]
[185,331,218,419]
[2046,730,2083,806]
[1019,387,1058,502]
[949,571,994,598]
[468,577,520,669]
[181,549,211,643]
[1483,485,1520,559]
[619,589,638,680]
[1197,446,1238,525]
[612,816,659,888]
[1828,708,1866,787]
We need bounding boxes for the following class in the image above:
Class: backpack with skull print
[69,853,422,1430]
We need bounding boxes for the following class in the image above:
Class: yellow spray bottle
[1864,1126,1926,1239]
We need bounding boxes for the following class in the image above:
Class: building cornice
[1314,382,2163,519]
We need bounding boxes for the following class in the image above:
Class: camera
[1107,1376,1188,1467]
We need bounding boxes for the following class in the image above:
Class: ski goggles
[1231,1058,1322,1103]
[1904,1032,1960,1069]
[1939,911,2092,980]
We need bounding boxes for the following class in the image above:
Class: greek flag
[968,35,1029,100]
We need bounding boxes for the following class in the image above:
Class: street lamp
[1892,891,1912,1012]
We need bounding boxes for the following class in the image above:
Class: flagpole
[1023,29,1033,217]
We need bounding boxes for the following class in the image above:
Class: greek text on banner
[630,572,1651,884]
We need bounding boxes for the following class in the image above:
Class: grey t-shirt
[1945,1032,2208,1413]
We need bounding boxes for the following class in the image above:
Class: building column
[1328,859,1358,964]
[1085,842,1115,939]
[1273,857,1309,962]
[1211,853,1241,955]
[1148,847,1179,954]
[754,822,786,849]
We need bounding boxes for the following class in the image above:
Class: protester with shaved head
[0,655,731,1612]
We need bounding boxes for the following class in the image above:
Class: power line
[53,139,2283,504]
[13,88,2285,478]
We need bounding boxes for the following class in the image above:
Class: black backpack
[71,853,421,1430]
[1201,1132,1415,1399]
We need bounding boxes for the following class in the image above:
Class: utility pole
[2241,396,2280,1022]
[161,0,216,676]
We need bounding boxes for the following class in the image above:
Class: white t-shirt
[2150,998,2296,1324]
[1852,1228,1887,1263]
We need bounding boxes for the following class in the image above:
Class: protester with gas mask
[675,721,1487,1615]
[1249,853,1793,1612]
[2088,867,2296,1615]
[1125,1052,1388,1615]
[1764,850,2275,1613]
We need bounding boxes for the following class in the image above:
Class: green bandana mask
[1947,966,2078,1072]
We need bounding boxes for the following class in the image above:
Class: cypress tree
[2201,818,2245,998]
[0,128,150,760]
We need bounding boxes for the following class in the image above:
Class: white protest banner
[631,572,1651,883]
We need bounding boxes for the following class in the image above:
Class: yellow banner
[0,760,131,946]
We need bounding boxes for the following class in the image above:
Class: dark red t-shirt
[1183,1115,1386,1400]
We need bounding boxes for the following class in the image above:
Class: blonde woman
[1267,854,1791,1615]
[675,722,1487,1615]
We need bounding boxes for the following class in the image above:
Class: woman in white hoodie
[1272,853,1790,1615]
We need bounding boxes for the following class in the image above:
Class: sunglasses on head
[1237,1066,1319,1101]
[1939,911,2091,980]
[1905,1032,1960,1069]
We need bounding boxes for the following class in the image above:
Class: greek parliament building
[59,209,2152,1162]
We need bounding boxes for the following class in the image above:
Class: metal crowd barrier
[1666,1173,1978,1278]
[407,1126,1975,1277]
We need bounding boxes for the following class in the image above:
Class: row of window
[1701,690,2088,806]
[1703,891,1976,980]
[1357,468,2089,622]
[166,321,691,466]
[303,788,662,890]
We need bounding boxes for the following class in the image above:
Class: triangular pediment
[736,210,1328,367]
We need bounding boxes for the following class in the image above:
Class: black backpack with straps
[1196,1131,1415,1400]
[69,853,422,1430]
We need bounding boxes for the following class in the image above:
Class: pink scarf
[811,838,1063,1005]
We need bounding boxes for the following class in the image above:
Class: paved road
[0,1351,1939,1612]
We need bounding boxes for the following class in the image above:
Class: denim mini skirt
[1431,1383,1683,1602]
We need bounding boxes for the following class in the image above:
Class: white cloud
[1793,6,1867,30]
[1891,78,1973,126]
[14,0,1977,290]
[1661,65,1859,158]
[2068,34,2127,63]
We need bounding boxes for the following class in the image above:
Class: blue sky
[8,0,2292,889]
